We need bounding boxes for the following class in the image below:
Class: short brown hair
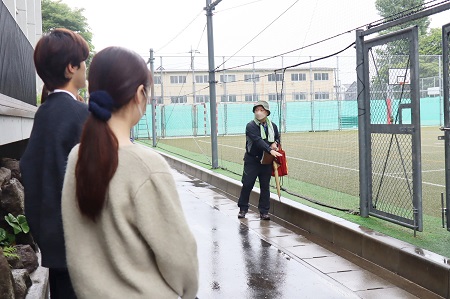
[34,28,89,91]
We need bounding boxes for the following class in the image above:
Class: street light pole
[205,0,221,169]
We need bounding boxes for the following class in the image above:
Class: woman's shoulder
[120,145,170,174]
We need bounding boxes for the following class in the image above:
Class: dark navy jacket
[244,120,280,162]
[20,92,89,268]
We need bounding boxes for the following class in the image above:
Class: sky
[60,0,450,70]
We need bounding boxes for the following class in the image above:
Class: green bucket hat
[252,100,270,116]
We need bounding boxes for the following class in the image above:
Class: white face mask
[255,110,267,121]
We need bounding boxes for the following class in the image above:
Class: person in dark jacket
[238,100,282,220]
[20,28,90,299]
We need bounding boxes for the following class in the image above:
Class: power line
[275,42,356,72]
[369,0,445,28]
[156,9,204,53]
[215,0,448,73]
[216,30,354,73]
[215,0,300,71]
[296,0,318,59]
[215,0,266,13]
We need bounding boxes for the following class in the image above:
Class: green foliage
[2,246,19,259]
[0,228,15,246]
[419,28,442,55]
[5,214,29,235]
[0,214,30,246]
[41,0,95,66]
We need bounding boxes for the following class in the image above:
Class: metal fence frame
[442,23,450,231]
[357,26,423,231]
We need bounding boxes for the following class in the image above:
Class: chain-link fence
[134,51,445,218]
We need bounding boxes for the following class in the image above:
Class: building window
[314,73,329,80]
[244,94,259,102]
[170,96,187,103]
[268,73,283,82]
[221,95,237,102]
[314,92,330,100]
[154,96,164,104]
[195,95,210,103]
[170,75,187,84]
[292,92,307,101]
[219,74,236,83]
[244,74,260,82]
[291,73,306,81]
[268,93,277,101]
[268,93,285,101]
[154,76,162,84]
[195,75,209,83]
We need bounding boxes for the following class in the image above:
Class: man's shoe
[238,210,247,218]
[260,213,271,220]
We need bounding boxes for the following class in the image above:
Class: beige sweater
[62,144,199,299]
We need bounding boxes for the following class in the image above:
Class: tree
[375,0,430,36]
[41,0,95,65]
[419,28,441,55]
[373,0,438,90]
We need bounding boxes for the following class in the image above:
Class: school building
[152,67,336,105]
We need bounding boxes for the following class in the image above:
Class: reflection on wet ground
[174,169,421,299]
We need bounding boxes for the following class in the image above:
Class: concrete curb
[25,251,48,299]
[161,151,450,298]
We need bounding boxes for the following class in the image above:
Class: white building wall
[0,0,42,146]
[15,0,27,35]
[1,0,42,46]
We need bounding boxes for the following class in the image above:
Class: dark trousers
[49,268,77,299]
[238,157,272,214]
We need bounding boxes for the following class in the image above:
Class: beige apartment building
[152,67,335,105]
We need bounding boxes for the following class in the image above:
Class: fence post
[356,29,369,217]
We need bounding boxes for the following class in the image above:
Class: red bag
[272,146,288,177]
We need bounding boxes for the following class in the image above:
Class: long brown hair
[75,47,151,221]
[34,28,89,99]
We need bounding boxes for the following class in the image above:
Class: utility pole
[205,0,221,169]
[252,56,256,100]
[159,56,166,138]
[309,56,314,131]
[149,48,157,147]
[190,48,200,136]
[189,47,200,103]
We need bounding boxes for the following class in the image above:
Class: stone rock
[0,248,15,299]
[5,252,23,269]
[0,167,11,187]
[15,232,37,252]
[15,245,38,274]
[0,158,21,182]
[11,269,31,299]
[0,178,25,216]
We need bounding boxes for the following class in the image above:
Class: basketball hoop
[388,68,410,85]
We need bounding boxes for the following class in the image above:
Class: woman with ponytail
[61,46,199,299]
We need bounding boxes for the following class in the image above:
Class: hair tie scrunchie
[88,91,114,121]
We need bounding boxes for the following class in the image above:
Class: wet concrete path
[172,169,421,299]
